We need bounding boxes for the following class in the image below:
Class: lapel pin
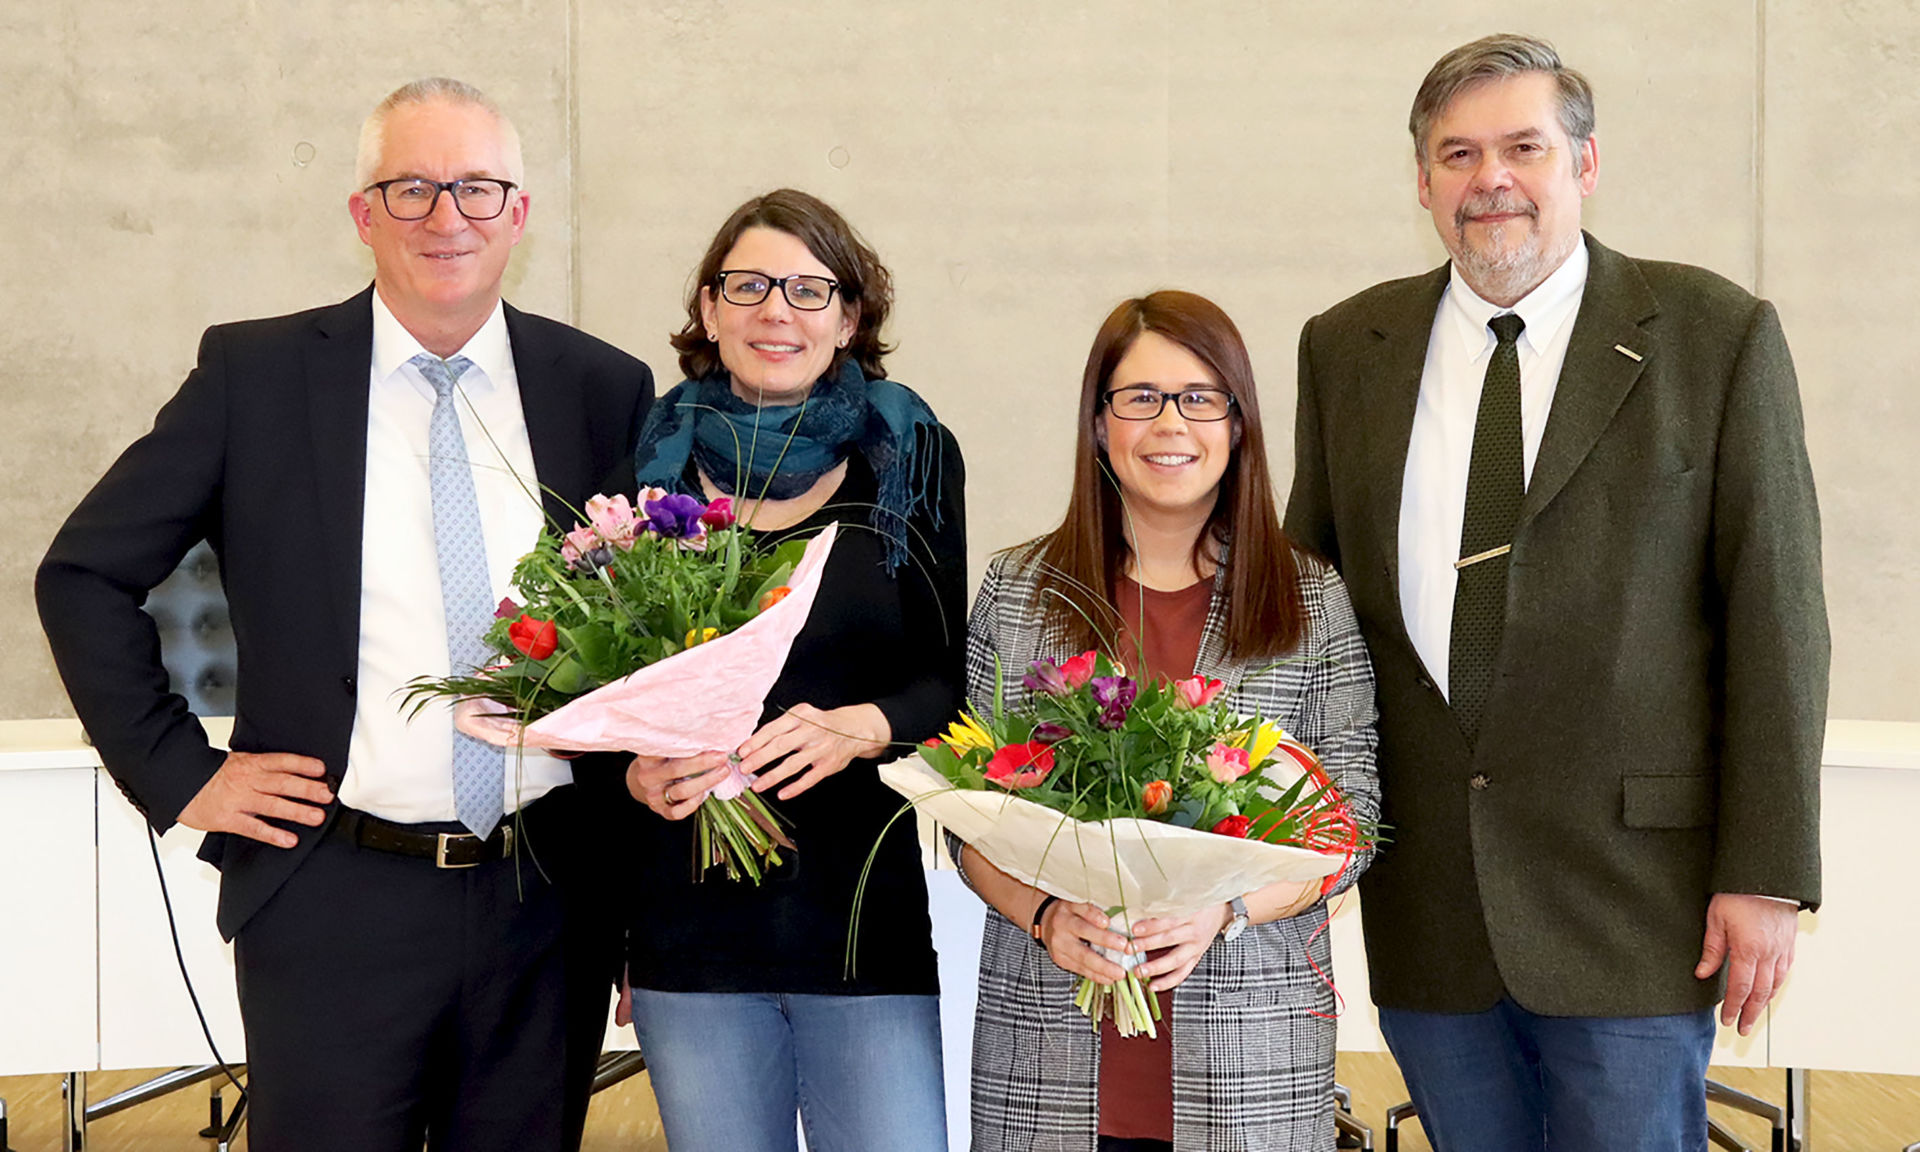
[1614,344,1643,362]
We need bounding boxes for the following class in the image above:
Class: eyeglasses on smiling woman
[1102,386,1237,422]
[714,270,842,311]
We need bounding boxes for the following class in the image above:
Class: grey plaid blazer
[952,543,1380,1151]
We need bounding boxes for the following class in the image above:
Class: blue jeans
[628,987,947,1152]
[1377,997,1716,1152]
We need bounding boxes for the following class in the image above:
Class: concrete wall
[8,1,1915,722]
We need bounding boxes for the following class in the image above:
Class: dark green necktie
[1449,312,1526,745]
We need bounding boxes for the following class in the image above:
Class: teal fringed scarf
[632,359,944,572]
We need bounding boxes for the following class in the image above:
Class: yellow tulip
[1229,721,1288,769]
[684,626,720,648]
[941,712,996,753]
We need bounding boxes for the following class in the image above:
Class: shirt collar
[1442,235,1590,363]
[370,290,511,392]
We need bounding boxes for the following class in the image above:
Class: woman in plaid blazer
[949,291,1380,1151]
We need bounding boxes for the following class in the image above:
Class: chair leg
[1706,1076,1785,1152]
[1334,1105,1375,1150]
[1785,1069,1806,1152]
[63,1072,86,1152]
[1383,1099,1418,1152]
[215,1091,247,1152]
[1708,1116,1752,1151]
[1333,1081,1352,1111]
[592,1050,649,1094]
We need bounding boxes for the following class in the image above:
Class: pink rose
[1206,741,1252,784]
[700,496,735,529]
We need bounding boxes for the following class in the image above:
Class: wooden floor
[1,1056,1916,1149]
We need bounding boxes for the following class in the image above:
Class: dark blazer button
[1469,773,1490,790]
[342,675,356,694]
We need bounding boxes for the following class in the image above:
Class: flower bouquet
[407,489,838,883]
[881,651,1373,1035]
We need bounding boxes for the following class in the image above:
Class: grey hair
[353,78,524,190]
[1409,34,1595,174]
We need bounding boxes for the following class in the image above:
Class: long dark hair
[669,188,894,381]
[1034,290,1304,662]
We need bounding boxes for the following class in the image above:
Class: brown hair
[669,188,894,381]
[1033,290,1304,662]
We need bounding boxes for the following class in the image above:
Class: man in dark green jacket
[1285,34,1827,1151]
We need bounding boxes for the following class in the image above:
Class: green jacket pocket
[1621,773,1716,829]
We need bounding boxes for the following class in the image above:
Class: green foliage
[922,651,1376,853]
[403,517,810,724]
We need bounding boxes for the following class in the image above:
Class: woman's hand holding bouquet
[885,650,1377,1035]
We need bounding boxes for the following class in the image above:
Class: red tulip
[1174,676,1225,709]
[508,614,558,660]
[1142,780,1172,816]
[1211,814,1252,839]
[983,741,1056,789]
[1060,651,1098,689]
[758,586,792,612]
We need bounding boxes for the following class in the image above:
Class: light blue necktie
[412,353,503,839]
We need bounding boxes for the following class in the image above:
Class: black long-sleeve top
[613,425,967,995]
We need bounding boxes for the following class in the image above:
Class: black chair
[1380,1076,1793,1152]
[1333,1080,1374,1148]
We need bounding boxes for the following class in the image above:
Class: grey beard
[1452,218,1576,304]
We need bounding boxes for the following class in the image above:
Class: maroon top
[1097,574,1212,1140]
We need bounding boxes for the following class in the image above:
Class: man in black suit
[37,78,652,1151]
[1285,35,1826,1150]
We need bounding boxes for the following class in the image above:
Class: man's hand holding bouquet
[407,488,836,883]
[883,650,1376,1035]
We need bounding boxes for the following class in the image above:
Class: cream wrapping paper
[880,751,1343,920]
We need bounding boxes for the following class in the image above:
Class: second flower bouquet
[882,650,1374,1035]
[408,489,837,884]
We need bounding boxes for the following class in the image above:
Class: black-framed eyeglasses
[365,178,518,221]
[1103,386,1236,422]
[715,270,841,311]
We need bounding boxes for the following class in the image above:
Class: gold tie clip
[1454,544,1512,570]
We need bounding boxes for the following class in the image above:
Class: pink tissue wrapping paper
[456,523,839,800]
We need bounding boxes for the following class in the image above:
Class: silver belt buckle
[433,826,513,869]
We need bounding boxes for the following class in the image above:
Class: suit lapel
[1360,266,1449,619]
[1520,235,1658,526]
[505,304,586,530]
[306,288,376,669]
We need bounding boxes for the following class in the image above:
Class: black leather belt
[327,807,515,869]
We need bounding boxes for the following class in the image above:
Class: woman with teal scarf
[610,189,966,1151]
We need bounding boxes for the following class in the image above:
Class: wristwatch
[1221,895,1250,942]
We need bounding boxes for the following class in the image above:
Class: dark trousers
[233,787,616,1152]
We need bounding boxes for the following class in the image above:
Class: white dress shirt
[1398,238,1590,701]
[339,292,568,822]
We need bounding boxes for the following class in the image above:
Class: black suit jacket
[37,287,654,939]
[1284,235,1828,1016]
